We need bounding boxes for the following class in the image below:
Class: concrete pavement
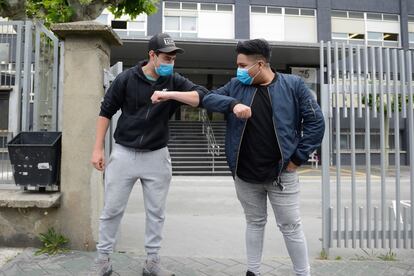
[1,248,414,275]
[2,168,414,275]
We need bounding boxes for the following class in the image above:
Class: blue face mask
[154,56,174,76]
[237,63,259,85]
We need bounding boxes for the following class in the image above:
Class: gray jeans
[96,144,172,255]
[235,171,310,276]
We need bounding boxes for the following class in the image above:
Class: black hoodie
[99,60,208,150]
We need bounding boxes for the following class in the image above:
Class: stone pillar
[51,21,122,250]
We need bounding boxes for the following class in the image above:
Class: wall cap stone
[51,21,122,46]
[0,190,61,208]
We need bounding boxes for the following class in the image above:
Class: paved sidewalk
[1,248,414,276]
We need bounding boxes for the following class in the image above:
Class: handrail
[200,109,220,172]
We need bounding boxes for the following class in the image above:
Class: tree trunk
[67,0,121,21]
[0,0,27,20]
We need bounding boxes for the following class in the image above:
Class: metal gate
[320,41,414,251]
[104,61,123,161]
[0,21,61,185]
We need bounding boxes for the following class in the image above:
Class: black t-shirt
[236,75,282,184]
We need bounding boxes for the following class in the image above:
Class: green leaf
[35,227,69,256]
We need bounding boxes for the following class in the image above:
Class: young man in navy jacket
[201,39,325,276]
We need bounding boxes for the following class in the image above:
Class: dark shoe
[142,258,175,276]
[246,271,257,276]
[88,257,112,276]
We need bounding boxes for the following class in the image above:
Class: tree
[0,0,158,25]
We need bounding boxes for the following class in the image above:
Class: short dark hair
[236,39,271,63]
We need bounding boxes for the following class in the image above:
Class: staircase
[168,120,230,176]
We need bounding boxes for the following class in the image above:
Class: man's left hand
[286,161,298,172]
[151,90,170,104]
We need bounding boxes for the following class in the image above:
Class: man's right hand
[233,104,252,119]
[91,147,105,171]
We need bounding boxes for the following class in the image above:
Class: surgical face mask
[154,55,174,76]
[236,63,259,85]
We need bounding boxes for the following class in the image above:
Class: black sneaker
[246,271,256,276]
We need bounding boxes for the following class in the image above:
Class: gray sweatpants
[235,171,310,276]
[96,143,172,255]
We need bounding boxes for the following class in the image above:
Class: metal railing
[201,109,220,172]
[0,130,14,184]
[320,41,414,251]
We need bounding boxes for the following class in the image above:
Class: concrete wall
[0,191,62,247]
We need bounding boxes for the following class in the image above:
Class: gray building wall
[409,0,414,14]
[148,0,412,49]
[147,1,163,36]
[234,0,250,39]
[317,0,331,42]
[250,0,316,8]
[331,0,400,14]
[400,0,409,49]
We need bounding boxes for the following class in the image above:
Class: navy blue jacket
[202,73,325,179]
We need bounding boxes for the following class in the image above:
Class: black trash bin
[7,132,62,191]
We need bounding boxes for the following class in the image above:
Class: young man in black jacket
[89,33,208,276]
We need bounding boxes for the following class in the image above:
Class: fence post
[320,41,331,253]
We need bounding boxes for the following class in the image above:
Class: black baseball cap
[148,33,184,54]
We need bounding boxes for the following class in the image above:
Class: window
[348,12,364,19]
[217,4,232,11]
[409,32,414,48]
[332,11,399,21]
[200,3,215,11]
[95,13,109,25]
[164,2,234,39]
[285,8,299,15]
[409,15,414,22]
[332,11,400,47]
[367,32,398,47]
[250,6,317,42]
[165,2,180,9]
[164,15,197,37]
[251,6,266,13]
[301,9,315,16]
[0,93,9,130]
[267,7,282,14]
[383,14,399,21]
[182,2,197,10]
[128,21,144,30]
[332,32,365,45]
[182,17,197,31]
[111,20,127,29]
[250,6,314,16]
[332,11,347,18]
[165,16,180,30]
[367,13,382,20]
[367,32,382,40]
